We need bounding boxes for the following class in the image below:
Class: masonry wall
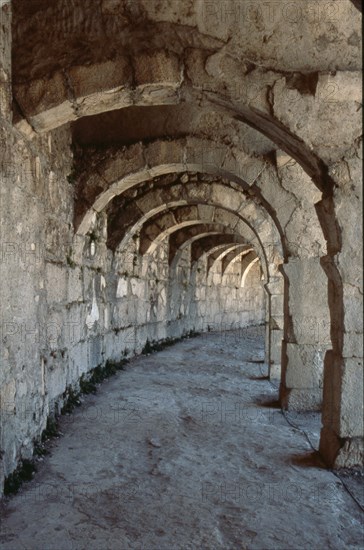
[0,115,75,487]
[184,252,265,332]
[0,114,265,491]
[2,0,354,490]
[110,233,265,349]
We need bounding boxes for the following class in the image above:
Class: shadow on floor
[254,395,281,409]
[288,451,326,469]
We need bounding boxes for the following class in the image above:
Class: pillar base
[280,386,322,412]
[319,426,364,469]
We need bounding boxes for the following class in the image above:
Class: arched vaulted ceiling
[169,229,244,264]
[206,244,251,275]
[11,0,361,296]
[12,0,360,82]
[6,0,362,473]
[12,0,361,179]
[221,247,254,277]
[106,177,283,257]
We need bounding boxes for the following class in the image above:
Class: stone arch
[0,0,359,495]
[222,247,256,278]
[208,244,253,276]
[76,137,331,398]
[110,197,283,375]
[202,244,253,275]
[136,204,275,264]
[167,238,254,290]
[14,2,361,469]
[73,134,332,240]
[12,43,355,186]
[204,246,258,287]
[168,231,251,268]
[105,175,283,271]
[73,138,272,236]
[70,136,330,419]
[241,255,260,288]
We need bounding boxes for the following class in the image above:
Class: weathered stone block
[134,50,181,86]
[46,262,67,304]
[339,358,364,438]
[285,343,324,389]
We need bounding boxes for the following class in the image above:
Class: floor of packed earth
[0,326,363,550]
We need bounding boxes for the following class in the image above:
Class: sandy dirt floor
[0,326,363,549]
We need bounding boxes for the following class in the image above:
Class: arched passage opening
[0,2,361,498]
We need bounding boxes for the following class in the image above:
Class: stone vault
[0,0,362,494]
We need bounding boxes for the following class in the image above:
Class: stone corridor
[1,1,363,545]
[0,327,363,550]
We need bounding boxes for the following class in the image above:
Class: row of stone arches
[0,1,361,496]
[67,135,337,462]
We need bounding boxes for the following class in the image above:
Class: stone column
[319,156,363,468]
[265,277,284,380]
[280,257,330,411]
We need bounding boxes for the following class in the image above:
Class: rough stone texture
[0,0,362,497]
[0,329,363,549]
[0,119,74,483]
[280,257,330,411]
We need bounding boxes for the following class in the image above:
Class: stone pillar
[280,257,330,411]
[264,287,271,368]
[265,277,284,380]
[319,157,363,468]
